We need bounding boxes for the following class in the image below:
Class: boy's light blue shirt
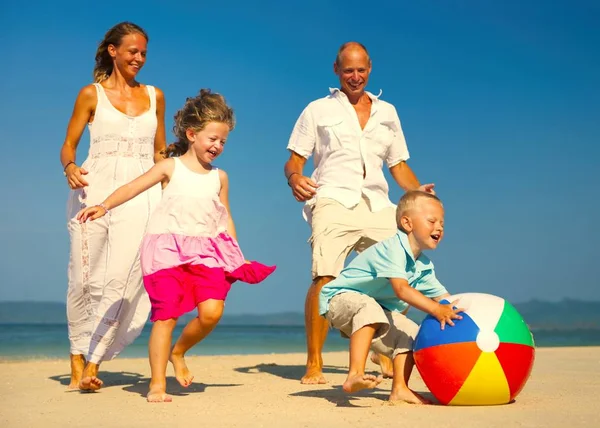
[319,230,448,315]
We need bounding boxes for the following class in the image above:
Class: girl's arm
[218,169,237,240]
[60,85,97,189]
[77,159,173,222]
[153,87,167,163]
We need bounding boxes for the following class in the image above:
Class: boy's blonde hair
[396,190,443,226]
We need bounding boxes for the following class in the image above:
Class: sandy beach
[1,347,598,427]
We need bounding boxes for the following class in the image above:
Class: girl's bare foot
[169,352,194,387]
[370,352,394,379]
[342,373,383,393]
[68,354,86,390]
[147,382,173,403]
[389,388,432,404]
[79,363,103,391]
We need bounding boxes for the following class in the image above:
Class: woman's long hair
[93,22,148,83]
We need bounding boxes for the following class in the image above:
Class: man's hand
[289,174,318,202]
[418,183,435,195]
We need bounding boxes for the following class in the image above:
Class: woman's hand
[65,163,89,189]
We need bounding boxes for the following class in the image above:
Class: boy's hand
[432,300,463,330]
[76,205,108,223]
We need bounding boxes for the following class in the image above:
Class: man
[284,42,434,384]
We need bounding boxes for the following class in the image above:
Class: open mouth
[430,234,440,243]
[208,149,218,157]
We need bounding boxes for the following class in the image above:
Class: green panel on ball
[494,301,535,347]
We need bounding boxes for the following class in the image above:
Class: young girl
[77,89,276,402]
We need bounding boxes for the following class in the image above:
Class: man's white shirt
[287,88,410,222]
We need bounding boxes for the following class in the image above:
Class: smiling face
[186,121,230,166]
[107,33,147,79]
[333,44,372,98]
[399,197,445,257]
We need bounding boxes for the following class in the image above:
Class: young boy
[319,190,462,404]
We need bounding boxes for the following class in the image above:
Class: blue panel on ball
[413,311,480,352]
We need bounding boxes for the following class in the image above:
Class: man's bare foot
[370,352,394,379]
[169,352,194,387]
[342,373,383,393]
[389,388,432,404]
[147,383,172,403]
[67,354,86,390]
[79,376,103,391]
[79,362,103,391]
[301,366,327,385]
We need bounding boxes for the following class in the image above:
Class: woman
[59,21,166,390]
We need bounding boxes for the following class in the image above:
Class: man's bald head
[335,42,371,67]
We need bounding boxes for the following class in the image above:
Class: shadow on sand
[49,371,240,398]
[234,363,347,381]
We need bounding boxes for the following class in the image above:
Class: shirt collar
[328,87,383,101]
[396,230,433,270]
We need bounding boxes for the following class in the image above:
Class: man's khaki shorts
[325,292,418,359]
[310,197,396,279]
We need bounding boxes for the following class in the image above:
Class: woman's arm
[60,85,97,188]
[153,87,167,163]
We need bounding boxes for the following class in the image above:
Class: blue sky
[0,0,598,314]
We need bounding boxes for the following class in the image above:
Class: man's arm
[389,162,435,194]
[284,151,318,202]
[284,105,318,202]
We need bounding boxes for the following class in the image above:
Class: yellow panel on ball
[449,352,511,405]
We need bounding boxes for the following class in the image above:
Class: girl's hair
[164,89,235,158]
[93,22,149,83]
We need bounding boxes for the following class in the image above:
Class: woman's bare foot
[342,373,383,393]
[79,362,103,391]
[370,352,394,379]
[147,383,173,403]
[389,388,432,404]
[67,354,86,390]
[169,352,194,387]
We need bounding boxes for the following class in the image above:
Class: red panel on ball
[495,343,535,400]
[414,342,481,405]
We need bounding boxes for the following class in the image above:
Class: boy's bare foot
[342,373,383,393]
[67,354,86,390]
[370,352,394,379]
[79,363,103,391]
[169,352,194,387]
[301,366,326,385]
[147,383,172,403]
[389,388,432,404]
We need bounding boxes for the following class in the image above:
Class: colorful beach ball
[413,293,535,406]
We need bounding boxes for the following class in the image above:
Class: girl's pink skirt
[143,262,275,322]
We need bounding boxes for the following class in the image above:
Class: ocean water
[0,324,599,360]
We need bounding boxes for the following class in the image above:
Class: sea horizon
[1,322,599,361]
